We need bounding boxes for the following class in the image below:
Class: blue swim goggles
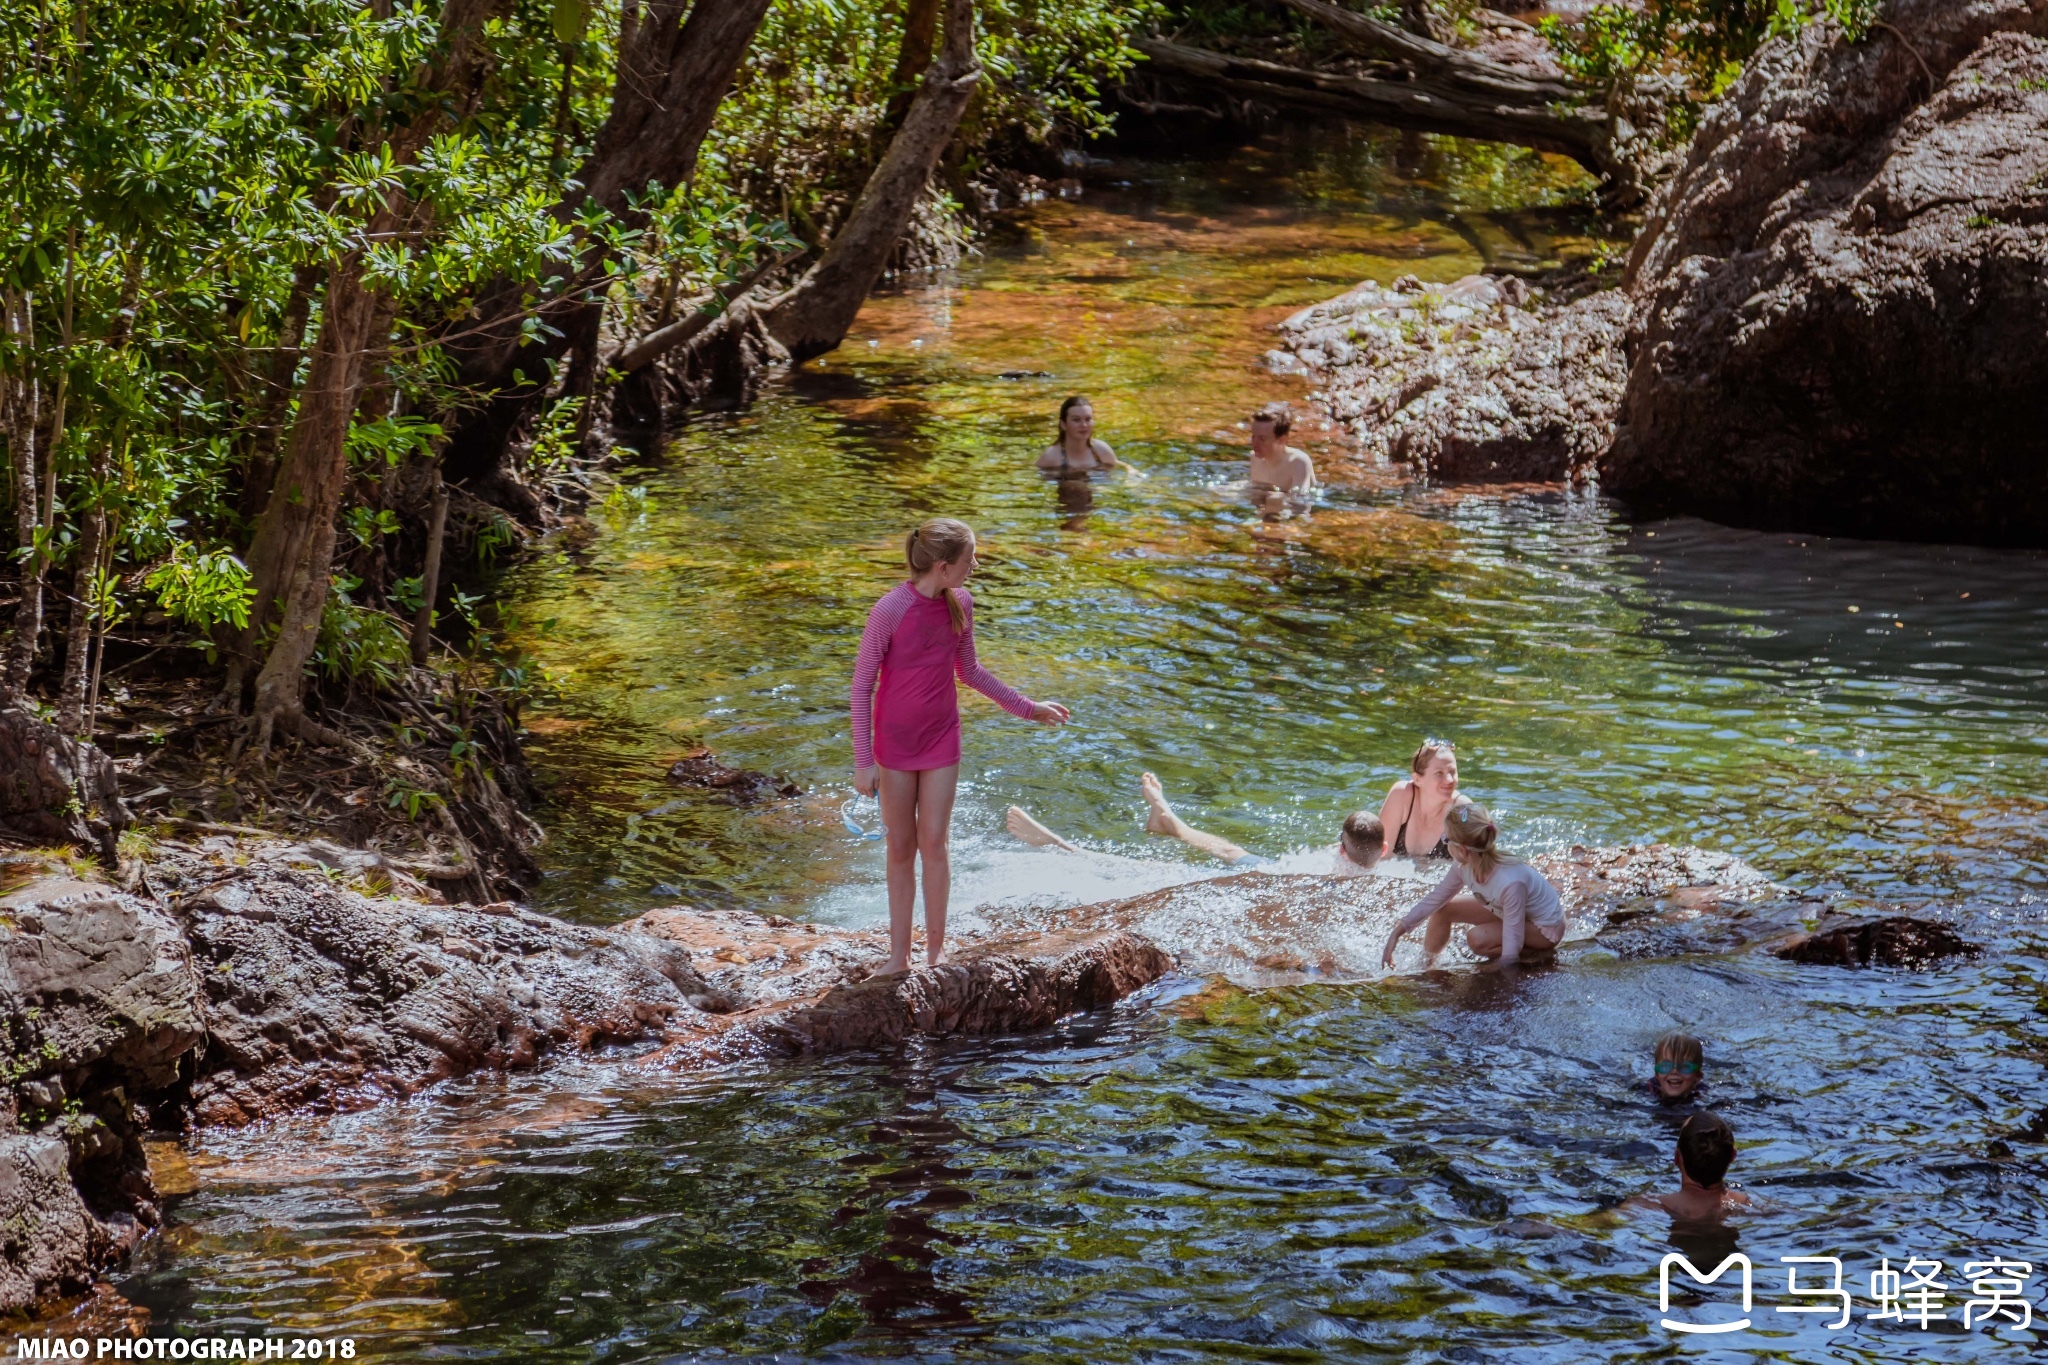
[840,796,884,841]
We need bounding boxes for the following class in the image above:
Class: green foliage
[1540,0,1885,132]
[1,0,1161,746]
[145,544,255,633]
[703,0,1158,240]
[345,507,404,547]
[346,416,445,469]
[315,579,412,690]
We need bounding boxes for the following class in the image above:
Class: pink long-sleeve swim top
[850,582,1036,772]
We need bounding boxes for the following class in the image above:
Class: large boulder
[1604,0,2048,544]
[0,708,130,860]
[172,872,718,1125]
[1272,273,1628,482]
[0,878,208,1314]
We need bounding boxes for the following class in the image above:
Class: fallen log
[1271,0,1576,97]
[1131,35,1638,202]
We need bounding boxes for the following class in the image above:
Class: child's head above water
[1339,811,1384,870]
[1676,1110,1735,1188]
[1653,1031,1705,1101]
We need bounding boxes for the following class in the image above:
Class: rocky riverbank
[1272,0,2048,546]
[3,829,1977,1318]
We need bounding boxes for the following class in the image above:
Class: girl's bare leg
[1466,918,1562,961]
[1422,895,1494,962]
[915,765,960,965]
[1140,772,1249,863]
[878,766,923,973]
[1005,805,1078,851]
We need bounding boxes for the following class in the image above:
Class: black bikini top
[1393,785,1450,860]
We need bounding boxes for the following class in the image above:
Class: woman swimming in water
[852,519,1072,974]
[1038,396,1118,475]
[1380,802,1567,969]
[1377,738,1471,863]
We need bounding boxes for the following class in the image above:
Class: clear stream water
[119,131,2047,1361]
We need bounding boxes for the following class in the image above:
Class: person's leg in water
[1004,805,1079,851]
[1140,771,1255,864]
[879,764,961,972]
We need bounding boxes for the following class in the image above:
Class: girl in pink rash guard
[851,519,1071,973]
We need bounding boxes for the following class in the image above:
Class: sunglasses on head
[1655,1060,1702,1076]
[1424,737,1455,751]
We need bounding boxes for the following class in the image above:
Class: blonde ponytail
[905,518,974,633]
[1445,801,1519,883]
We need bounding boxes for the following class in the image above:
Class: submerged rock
[0,878,207,1314]
[627,908,1173,1065]
[1606,0,2048,544]
[665,747,802,802]
[957,843,1798,982]
[172,872,715,1125]
[1772,916,1980,969]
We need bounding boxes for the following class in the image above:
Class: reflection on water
[116,127,2048,1359]
[120,953,2047,1360]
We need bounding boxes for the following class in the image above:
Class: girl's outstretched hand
[1380,932,1400,969]
[1032,701,1071,726]
[854,765,879,797]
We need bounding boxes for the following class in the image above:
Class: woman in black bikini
[1037,396,1119,474]
[1378,738,1470,863]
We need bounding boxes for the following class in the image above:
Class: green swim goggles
[1655,1060,1702,1076]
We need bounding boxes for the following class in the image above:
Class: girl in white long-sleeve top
[1379,803,1567,969]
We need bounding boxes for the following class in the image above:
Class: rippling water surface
[120,129,2048,1360]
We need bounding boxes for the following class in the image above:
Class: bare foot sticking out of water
[1140,772,1252,864]
[1140,772,1180,837]
[1006,805,1079,852]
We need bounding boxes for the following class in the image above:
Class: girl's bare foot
[1140,771,1180,837]
[1005,805,1077,851]
[875,958,911,979]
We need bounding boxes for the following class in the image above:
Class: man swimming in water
[1246,402,1316,506]
[1005,772,1382,874]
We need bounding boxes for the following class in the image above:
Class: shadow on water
[802,1085,981,1333]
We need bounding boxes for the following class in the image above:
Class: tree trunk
[884,0,945,127]
[437,0,774,488]
[1131,35,1635,199]
[239,256,383,754]
[4,292,43,699]
[58,256,139,734]
[411,473,449,667]
[241,265,319,522]
[232,0,510,744]
[55,493,103,733]
[758,0,981,363]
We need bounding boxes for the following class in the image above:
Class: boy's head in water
[1677,1110,1736,1189]
[1653,1031,1705,1101]
[1249,401,1293,455]
[1338,811,1384,870]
